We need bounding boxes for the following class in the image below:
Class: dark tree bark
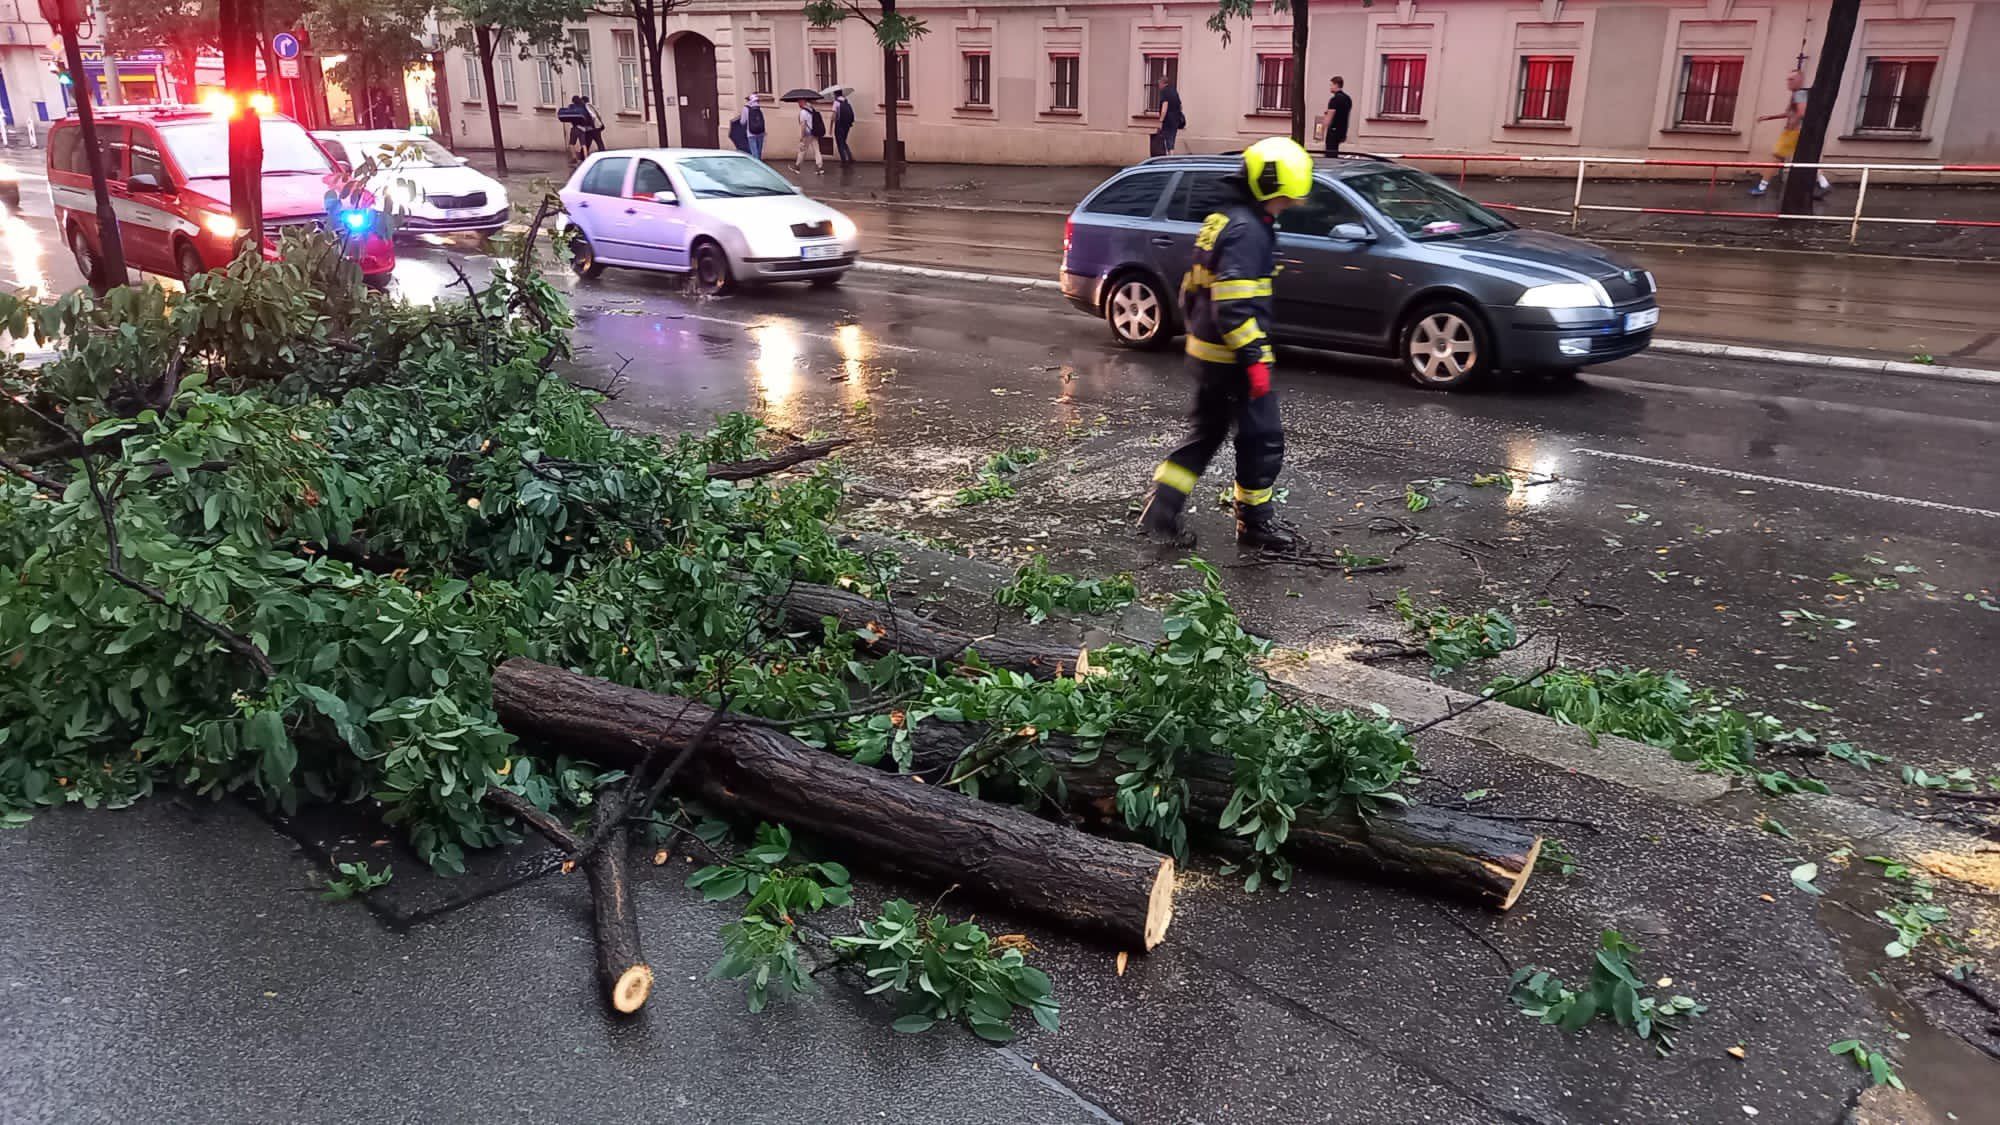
[1289,0,1309,145]
[1783,0,1862,216]
[881,0,902,189]
[476,26,509,176]
[636,6,672,147]
[705,438,852,481]
[584,794,653,1014]
[906,726,1541,911]
[778,583,1085,679]
[492,659,1177,949]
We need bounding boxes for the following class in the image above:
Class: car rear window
[580,157,631,196]
[1083,172,1170,218]
[1167,171,1238,223]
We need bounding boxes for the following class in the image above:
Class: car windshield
[1343,169,1511,241]
[164,119,332,179]
[346,136,466,169]
[676,155,796,199]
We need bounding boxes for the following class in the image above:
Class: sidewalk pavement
[471,148,2000,261]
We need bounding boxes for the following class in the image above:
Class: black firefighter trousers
[1147,358,1286,525]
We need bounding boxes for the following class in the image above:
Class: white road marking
[590,306,920,353]
[1570,447,2000,520]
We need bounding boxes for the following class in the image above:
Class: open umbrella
[779,87,823,103]
[820,84,854,100]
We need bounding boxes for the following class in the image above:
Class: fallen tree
[779,581,1087,678]
[491,658,1177,951]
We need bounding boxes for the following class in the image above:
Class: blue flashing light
[338,208,373,234]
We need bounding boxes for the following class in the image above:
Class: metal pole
[61,30,127,283]
[1571,159,1586,229]
[1850,164,1870,245]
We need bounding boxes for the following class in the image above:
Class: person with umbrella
[827,86,856,166]
[781,88,827,175]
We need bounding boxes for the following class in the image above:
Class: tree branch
[0,450,62,492]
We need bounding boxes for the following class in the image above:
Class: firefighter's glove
[1246,362,1273,399]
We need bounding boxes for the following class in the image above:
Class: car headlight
[203,212,239,238]
[1517,282,1607,309]
[831,213,857,241]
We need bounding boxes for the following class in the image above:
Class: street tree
[1208,0,1374,148]
[592,0,687,148]
[444,0,589,174]
[309,0,437,128]
[101,0,213,97]
[803,0,928,188]
[1782,0,1862,216]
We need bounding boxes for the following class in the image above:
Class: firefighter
[1138,136,1313,550]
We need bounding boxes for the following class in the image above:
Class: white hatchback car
[558,149,858,291]
[315,129,511,238]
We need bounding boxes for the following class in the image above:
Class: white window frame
[498,44,518,106]
[1050,53,1080,111]
[569,29,595,103]
[464,52,483,101]
[614,30,641,113]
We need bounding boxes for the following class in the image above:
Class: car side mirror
[126,173,165,194]
[1332,222,1376,242]
[652,191,679,205]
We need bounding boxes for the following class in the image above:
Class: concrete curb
[852,260,2000,386]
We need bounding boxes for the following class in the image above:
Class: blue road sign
[272,32,300,60]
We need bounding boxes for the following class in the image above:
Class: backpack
[808,106,827,138]
[747,107,765,135]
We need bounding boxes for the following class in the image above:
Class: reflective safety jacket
[1180,199,1277,369]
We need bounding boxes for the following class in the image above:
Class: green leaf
[891,1014,937,1033]
[1789,862,1823,896]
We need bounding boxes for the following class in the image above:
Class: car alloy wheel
[693,243,733,294]
[1406,310,1481,389]
[69,228,102,289]
[570,233,604,280]
[1108,277,1166,348]
[177,243,206,283]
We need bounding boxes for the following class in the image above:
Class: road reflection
[751,321,802,428]
[2,210,46,294]
[1504,434,1565,512]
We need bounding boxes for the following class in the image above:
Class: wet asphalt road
[552,263,2000,810]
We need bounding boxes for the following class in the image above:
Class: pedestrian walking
[741,94,767,160]
[1153,82,1186,156]
[833,92,856,165]
[1314,76,1352,158]
[1751,70,1829,199]
[1138,137,1314,552]
[557,96,605,163]
[795,99,826,175]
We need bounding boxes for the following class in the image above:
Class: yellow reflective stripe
[1181,264,1214,292]
[1259,345,1276,364]
[1221,318,1266,350]
[1211,279,1272,301]
[1234,483,1274,506]
[1153,461,1198,495]
[1186,336,1236,363]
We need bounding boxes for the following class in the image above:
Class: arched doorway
[671,33,720,148]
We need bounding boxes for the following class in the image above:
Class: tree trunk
[778,583,1085,679]
[1289,0,1310,145]
[881,0,902,190]
[906,726,1540,911]
[491,659,1177,950]
[433,50,455,148]
[705,438,852,481]
[636,5,671,147]
[58,32,127,285]
[222,0,265,248]
[585,794,653,1014]
[476,26,509,176]
[1782,0,1861,216]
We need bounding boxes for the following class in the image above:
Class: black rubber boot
[1138,486,1197,549]
[1236,502,1298,551]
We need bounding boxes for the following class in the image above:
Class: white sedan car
[558,149,858,291]
[315,129,511,238]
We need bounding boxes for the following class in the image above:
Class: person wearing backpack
[740,94,767,160]
[833,92,856,166]
[1153,83,1187,156]
[795,99,827,175]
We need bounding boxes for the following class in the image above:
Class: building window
[963,52,990,106]
[750,48,773,94]
[536,52,558,106]
[570,29,594,102]
[1379,54,1425,117]
[1674,55,1742,127]
[1858,57,1936,133]
[498,46,518,106]
[815,49,838,90]
[893,50,911,102]
[1143,54,1178,113]
[1256,54,1293,113]
[1050,54,1080,110]
[614,30,641,112]
[1516,55,1573,124]
[464,52,483,101]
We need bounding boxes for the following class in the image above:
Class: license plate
[1625,308,1660,333]
[801,243,841,261]
[445,208,476,218]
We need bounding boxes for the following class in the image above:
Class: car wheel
[1401,302,1490,390]
[68,226,106,292]
[570,232,605,280]
[692,241,734,295]
[1106,273,1171,349]
[175,242,207,283]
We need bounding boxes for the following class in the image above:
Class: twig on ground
[721,689,922,730]
[1431,904,1517,975]
[483,787,584,853]
[1403,638,1562,738]
[1569,595,1628,617]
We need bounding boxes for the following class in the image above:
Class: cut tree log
[780,583,1085,679]
[706,438,854,482]
[906,727,1540,911]
[585,796,653,1015]
[491,659,1175,950]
